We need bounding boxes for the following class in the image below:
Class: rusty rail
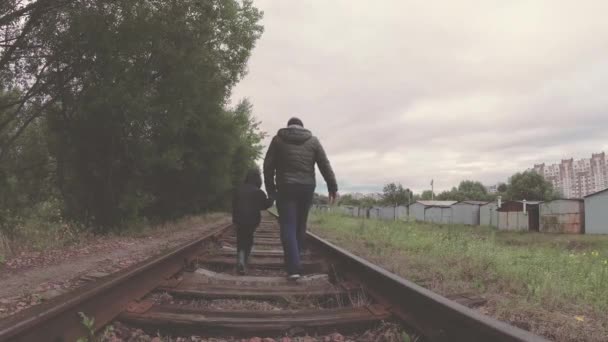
[267,210,549,342]
[306,233,549,342]
[0,211,552,342]
[0,222,231,342]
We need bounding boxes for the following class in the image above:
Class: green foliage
[77,312,95,342]
[101,326,115,341]
[458,180,489,199]
[335,193,381,208]
[436,180,491,201]
[435,187,458,201]
[336,193,357,206]
[0,98,56,235]
[228,99,267,197]
[420,190,434,200]
[381,182,411,206]
[497,182,508,193]
[1,0,265,232]
[359,195,379,208]
[6,198,86,251]
[506,171,558,201]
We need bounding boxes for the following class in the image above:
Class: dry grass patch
[0,213,226,260]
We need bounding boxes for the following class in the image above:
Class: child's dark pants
[236,224,257,259]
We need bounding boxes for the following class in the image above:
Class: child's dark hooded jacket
[232,169,274,227]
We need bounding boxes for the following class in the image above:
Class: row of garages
[318,188,608,234]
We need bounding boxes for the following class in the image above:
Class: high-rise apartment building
[533,152,608,198]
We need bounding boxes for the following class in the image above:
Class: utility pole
[431,179,434,200]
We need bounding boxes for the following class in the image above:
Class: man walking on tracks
[263,117,338,280]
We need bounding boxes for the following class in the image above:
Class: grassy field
[310,212,608,342]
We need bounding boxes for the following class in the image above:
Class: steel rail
[0,222,231,342]
[267,210,549,342]
[306,232,550,342]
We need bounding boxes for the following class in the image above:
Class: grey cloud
[236,0,608,193]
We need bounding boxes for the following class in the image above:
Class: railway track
[0,212,550,342]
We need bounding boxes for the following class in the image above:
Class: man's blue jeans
[276,184,314,275]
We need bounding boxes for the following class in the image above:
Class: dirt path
[0,215,230,318]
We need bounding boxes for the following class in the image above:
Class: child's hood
[244,169,262,188]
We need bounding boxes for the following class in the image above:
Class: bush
[4,198,87,253]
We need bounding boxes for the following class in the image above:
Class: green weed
[310,212,608,313]
[77,312,95,342]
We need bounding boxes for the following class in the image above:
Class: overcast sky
[231,0,608,194]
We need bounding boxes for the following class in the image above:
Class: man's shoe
[287,274,301,281]
[245,246,253,263]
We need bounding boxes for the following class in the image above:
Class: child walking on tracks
[232,168,274,275]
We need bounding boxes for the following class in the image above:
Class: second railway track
[0,212,550,342]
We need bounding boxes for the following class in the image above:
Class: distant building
[539,199,585,234]
[408,201,457,222]
[452,201,488,225]
[480,202,499,227]
[584,188,608,234]
[497,200,541,231]
[533,152,608,198]
[369,206,408,221]
[425,205,453,224]
[485,184,498,194]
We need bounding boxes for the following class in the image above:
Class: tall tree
[0,104,56,235]
[420,190,434,200]
[228,99,267,190]
[2,0,265,230]
[436,180,491,201]
[381,182,410,206]
[436,187,461,201]
[359,195,379,208]
[506,171,558,201]
[497,183,508,193]
[337,194,360,206]
[0,0,77,159]
[457,180,488,200]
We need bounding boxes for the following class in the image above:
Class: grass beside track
[0,213,226,260]
[310,212,608,342]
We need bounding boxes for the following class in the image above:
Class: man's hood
[277,125,312,145]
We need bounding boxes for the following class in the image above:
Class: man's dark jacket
[263,125,337,197]
[232,170,274,227]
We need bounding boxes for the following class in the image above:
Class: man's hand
[328,192,339,205]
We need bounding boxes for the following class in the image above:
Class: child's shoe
[237,250,246,275]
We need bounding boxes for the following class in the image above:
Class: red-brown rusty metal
[125,299,155,314]
[119,304,391,336]
[0,222,231,342]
